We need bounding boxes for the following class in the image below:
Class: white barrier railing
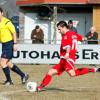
[17,38,100,44]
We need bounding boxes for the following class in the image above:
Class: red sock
[79,68,89,75]
[75,69,81,76]
[40,74,52,87]
[91,68,96,73]
[75,68,89,76]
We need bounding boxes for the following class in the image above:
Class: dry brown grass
[0,64,100,100]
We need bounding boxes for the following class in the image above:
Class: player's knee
[0,61,7,68]
[68,70,76,77]
[48,69,57,76]
[0,58,9,68]
[69,73,76,77]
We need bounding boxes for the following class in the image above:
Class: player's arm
[75,32,83,41]
[75,32,87,44]
[63,45,70,59]
[7,21,17,51]
[62,37,71,59]
[12,32,17,44]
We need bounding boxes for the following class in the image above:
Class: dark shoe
[91,65,100,72]
[3,80,13,85]
[21,74,29,84]
[96,68,100,72]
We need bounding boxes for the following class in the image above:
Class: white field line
[0,90,26,100]
[0,94,9,100]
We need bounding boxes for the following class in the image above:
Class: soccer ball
[26,81,37,92]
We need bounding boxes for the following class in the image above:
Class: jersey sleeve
[6,21,16,34]
[75,32,83,41]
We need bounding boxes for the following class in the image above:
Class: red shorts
[52,58,75,75]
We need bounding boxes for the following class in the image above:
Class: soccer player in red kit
[37,21,99,91]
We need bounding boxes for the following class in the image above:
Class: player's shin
[75,67,96,76]
[75,68,89,76]
[11,64,25,77]
[37,74,52,90]
[3,67,12,82]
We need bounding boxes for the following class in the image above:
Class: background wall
[24,12,92,44]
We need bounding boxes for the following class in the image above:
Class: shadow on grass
[37,87,98,93]
[37,87,78,93]
[43,87,68,92]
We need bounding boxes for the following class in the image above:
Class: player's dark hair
[0,7,3,13]
[57,21,68,28]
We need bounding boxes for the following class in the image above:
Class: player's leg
[0,40,14,85]
[37,66,64,91]
[67,68,96,77]
[7,61,29,84]
[0,41,13,85]
[0,58,13,85]
[65,59,96,77]
[37,59,65,91]
[75,67,96,76]
[37,67,58,91]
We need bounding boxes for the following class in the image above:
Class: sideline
[0,94,9,100]
[0,90,25,100]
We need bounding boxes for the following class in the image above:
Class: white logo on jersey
[72,35,77,50]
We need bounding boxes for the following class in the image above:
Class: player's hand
[64,53,69,60]
[13,44,17,51]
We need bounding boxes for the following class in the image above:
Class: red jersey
[60,30,83,59]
